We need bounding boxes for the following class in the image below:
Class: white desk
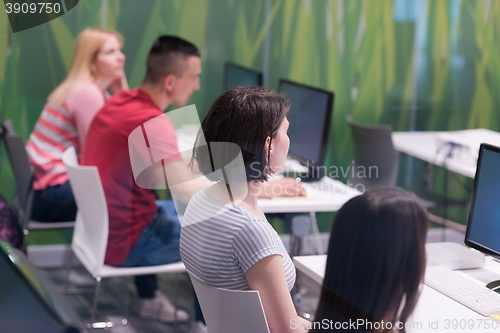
[260,177,360,254]
[392,131,477,178]
[294,255,500,332]
[258,177,360,214]
[392,129,500,179]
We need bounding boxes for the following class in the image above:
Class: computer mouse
[486,280,500,293]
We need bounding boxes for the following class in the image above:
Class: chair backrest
[1,119,15,135]
[2,121,34,230]
[62,146,108,277]
[190,276,270,333]
[346,115,399,190]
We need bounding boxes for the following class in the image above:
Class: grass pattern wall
[0,0,499,226]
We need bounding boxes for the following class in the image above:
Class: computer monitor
[224,62,263,90]
[278,79,334,180]
[0,241,82,333]
[465,144,500,260]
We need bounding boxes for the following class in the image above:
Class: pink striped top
[27,81,107,190]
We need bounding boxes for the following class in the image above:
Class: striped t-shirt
[27,81,107,190]
[180,188,296,291]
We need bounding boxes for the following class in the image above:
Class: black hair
[143,35,200,85]
[192,86,290,182]
[311,188,428,333]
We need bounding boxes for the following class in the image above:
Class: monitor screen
[465,144,500,258]
[0,241,82,333]
[278,79,334,166]
[224,62,263,90]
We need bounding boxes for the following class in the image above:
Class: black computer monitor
[224,62,263,90]
[278,79,334,179]
[0,241,82,333]
[465,144,500,259]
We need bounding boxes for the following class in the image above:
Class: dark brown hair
[192,86,290,182]
[311,188,428,333]
[143,35,200,85]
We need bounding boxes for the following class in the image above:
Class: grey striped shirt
[180,188,296,291]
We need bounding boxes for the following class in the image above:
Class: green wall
[1,0,499,235]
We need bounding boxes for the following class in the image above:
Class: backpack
[0,193,24,250]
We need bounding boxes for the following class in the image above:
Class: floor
[41,227,464,333]
[45,266,195,332]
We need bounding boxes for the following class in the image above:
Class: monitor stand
[299,166,325,182]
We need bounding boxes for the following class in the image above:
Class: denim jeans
[120,200,181,267]
[119,200,181,299]
[31,180,77,222]
[120,200,204,321]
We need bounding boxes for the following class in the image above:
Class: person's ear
[264,136,270,153]
[163,74,176,92]
[264,136,274,159]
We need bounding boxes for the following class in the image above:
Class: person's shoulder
[183,189,207,222]
[109,88,161,116]
[234,207,277,238]
[69,81,104,100]
[233,205,265,223]
[184,189,234,219]
[184,188,207,211]
[105,88,135,105]
[183,190,249,229]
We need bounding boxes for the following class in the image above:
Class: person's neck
[139,83,172,110]
[209,180,261,209]
[242,181,262,212]
[92,76,113,92]
[208,180,264,219]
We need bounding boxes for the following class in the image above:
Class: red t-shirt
[81,88,182,266]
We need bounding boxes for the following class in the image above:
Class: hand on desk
[258,177,306,199]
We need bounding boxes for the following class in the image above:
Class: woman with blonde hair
[27,27,127,222]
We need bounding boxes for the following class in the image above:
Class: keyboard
[425,265,500,316]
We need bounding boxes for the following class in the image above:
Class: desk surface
[392,131,478,178]
[293,255,500,332]
[258,177,361,213]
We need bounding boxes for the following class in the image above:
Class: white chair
[61,146,186,325]
[190,276,270,333]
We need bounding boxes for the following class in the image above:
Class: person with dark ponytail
[311,188,428,333]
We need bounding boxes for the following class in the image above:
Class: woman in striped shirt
[181,87,309,333]
[27,27,127,222]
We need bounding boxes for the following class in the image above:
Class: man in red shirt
[82,36,209,323]
[82,35,305,325]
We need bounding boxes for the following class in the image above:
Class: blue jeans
[120,200,181,267]
[119,200,181,299]
[122,200,204,321]
[31,180,77,222]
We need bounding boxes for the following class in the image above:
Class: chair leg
[121,277,130,325]
[90,277,102,324]
[63,250,74,293]
[310,212,323,254]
